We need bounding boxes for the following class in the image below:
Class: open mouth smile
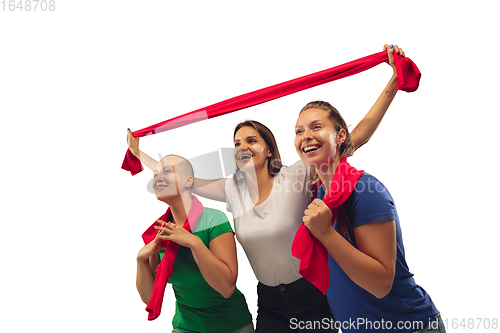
[237,151,253,162]
[156,184,168,191]
[302,144,321,154]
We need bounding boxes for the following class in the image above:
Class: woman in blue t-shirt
[293,100,445,333]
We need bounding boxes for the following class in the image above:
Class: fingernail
[127,128,130,131]
[390,44,393,49]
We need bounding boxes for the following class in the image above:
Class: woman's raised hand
[383,44,405,73]
[127,129,140,157]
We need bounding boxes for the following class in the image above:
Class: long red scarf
[141,195,203,320]
[122,50,420,174]
[291,158,363,294]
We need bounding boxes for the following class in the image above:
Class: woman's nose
[302,129,313,142]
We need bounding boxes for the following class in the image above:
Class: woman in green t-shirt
[136,155,254,333]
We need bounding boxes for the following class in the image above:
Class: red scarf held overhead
[291,158,364,294]
[122,148,143,175]
[122,50,420,175]
[141,195,204,321]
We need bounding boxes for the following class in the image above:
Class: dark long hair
[233,120,283,184]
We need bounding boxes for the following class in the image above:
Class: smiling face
[294,108,345,170]
[153,155,193,200]
[233,126,272,174]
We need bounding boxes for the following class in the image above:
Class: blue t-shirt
[317,173,437,333]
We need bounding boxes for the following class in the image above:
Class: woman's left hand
[127,129,140,157]
[155,221,199,248]
[303,199,334,242]
[383,44,405,73]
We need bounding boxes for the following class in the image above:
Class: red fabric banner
[123,51,420,174]
[141,195,204,320]
[130,51,419,138]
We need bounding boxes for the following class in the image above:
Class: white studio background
[1,1,499,332]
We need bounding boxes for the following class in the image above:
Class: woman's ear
[337,128,347,146]
[185,176,194,189]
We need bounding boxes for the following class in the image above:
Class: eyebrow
[234,135,258,142]
[296,119,323,129]
[154,164,173,173]
[303,120,322,127]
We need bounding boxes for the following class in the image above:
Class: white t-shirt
[225,160,314,286]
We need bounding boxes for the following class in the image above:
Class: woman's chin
[237,161,256,173]
[301,154,332,170]
[156,193,178,202]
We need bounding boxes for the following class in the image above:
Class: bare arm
[320,220,396,299]
[127,129,159,171]
[156,223,238,298]
[304,199,397,299]
[350,44,406,151]
[136,238,163,304]
[127,129,227,201]
[192,178,227,202]
[191,232,238,298]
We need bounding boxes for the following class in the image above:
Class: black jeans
[255,278,338,333]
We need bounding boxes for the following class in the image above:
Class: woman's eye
[313,125,322,130]
[153,174,158,178]
[234,143,240,147]
[295,129,303,135]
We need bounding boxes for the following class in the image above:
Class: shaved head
[156,155,194,191]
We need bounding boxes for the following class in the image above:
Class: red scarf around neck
[122,50,420,175]
[141,195,203,320]
[291,158,364,294]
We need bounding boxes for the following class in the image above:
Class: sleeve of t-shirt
[347,173,397,228]
[207,209,234,241]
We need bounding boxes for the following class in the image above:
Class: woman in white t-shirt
[128,44,405,332]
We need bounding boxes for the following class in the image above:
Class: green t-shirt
[158,207,252,333]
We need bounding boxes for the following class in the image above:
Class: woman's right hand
[383,44,405,73]
[137,236,164,261]
[127,129,140,157]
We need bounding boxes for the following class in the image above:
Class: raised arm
[127,129,159,171]
[350,44,405,151]
[156,223,238,298]
[127,129,227,201]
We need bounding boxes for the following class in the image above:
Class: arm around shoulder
[192,177,227,202]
